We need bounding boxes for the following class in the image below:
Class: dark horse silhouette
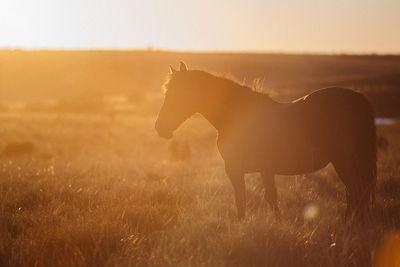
[155,61,376,221]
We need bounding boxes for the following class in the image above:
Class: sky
[0,0,399,53]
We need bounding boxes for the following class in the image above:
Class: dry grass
[0,109,399,267]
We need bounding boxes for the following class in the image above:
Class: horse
[155,61,377,221]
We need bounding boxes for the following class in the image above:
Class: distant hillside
[0,49,399,116]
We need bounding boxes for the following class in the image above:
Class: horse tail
[357,94,377,213]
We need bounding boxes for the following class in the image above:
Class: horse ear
[169,65,177,74]
[179,61,188,72]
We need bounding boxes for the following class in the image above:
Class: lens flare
[303,203,319,220]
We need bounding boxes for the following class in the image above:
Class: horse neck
[196,81,276,132]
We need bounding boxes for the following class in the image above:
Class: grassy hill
[1,49,399,116]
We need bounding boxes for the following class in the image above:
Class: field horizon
[1,49,400,117]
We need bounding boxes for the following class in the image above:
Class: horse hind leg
[332,157,371,223]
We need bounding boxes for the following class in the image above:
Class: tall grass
[0,112,399,266]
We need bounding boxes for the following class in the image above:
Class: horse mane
[163,70,263,96]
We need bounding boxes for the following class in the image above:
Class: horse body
[156,62,376,221]
[216,87,365,175]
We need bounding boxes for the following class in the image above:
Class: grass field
[0,50,400,266]
[0,105,399,266]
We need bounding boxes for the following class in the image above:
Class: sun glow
[1,0,399,53]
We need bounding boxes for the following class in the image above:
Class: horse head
[155,61,199,139]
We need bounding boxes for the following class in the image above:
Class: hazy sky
[1,0,399,53]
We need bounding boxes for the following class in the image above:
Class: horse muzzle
[155,122,173,139]
[157,130,173,139]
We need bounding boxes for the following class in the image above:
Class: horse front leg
[226,168,246,220]
[261,171,281,219]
